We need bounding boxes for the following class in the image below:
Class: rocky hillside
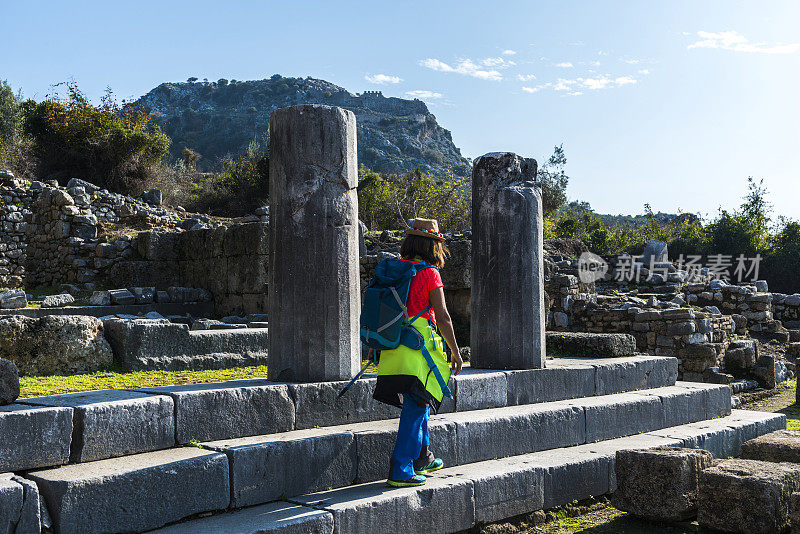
[136,75,470,177]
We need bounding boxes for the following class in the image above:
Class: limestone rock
[109,288,136,305]
[0,358,20,405]
[612,447,713,521]
[0,315,113,376]
[725,339,757,373]
[698,458,800,534]
[641,240,668,264]
[0,289,27,309]
[142,188,163,206]
[741,430,800,463]
[41,293,75,308]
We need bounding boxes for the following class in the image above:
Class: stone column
[470,152,545,369]
[268,105,361,382]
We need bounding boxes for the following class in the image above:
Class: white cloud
[481,56,516,68]
[555,62,574,68]
[517,74,537,81]
[537,75,639,93]
[688,30,800,54]
[364,74,402,84]
[614,76,637,85]
[590,60,601,67]
[419,58,503,81]
[502,49,517,55]
[521,86,539,93]
[566,91,583,96]
[621,58,640,64]
[638,69,650,75]
[405,90,442,100]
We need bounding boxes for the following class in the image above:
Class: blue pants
[390,394,430,481]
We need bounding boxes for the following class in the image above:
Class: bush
[22,83,170,194]
[184,140,269,216]
[357,167,470,232]
[0,80,23,144]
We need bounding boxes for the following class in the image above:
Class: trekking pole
[337,359,372,399]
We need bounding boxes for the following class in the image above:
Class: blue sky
[3,1,799,219]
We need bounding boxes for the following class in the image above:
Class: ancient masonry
[0,106,789,534]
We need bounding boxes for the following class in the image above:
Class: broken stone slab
[41,293,75,308]
[698,458,800,534]
[471,152,544,370]
[290,475,475,534]
[88,290,111,306]
[268,105,360,382]
[612,447,713,521]
[0,359,19,406]
[0,404,73,472]
[289,378,399,430]
[546,332,636,358]
[204,428,357,507]
[134,379,294,443]
[20,389,174,462]
[725,339,758,373]
[27,448,230,534]
[0,473,43,534]
[146,502,334,534]
[0,289,26,309]
[128,286,156,304]
[741,429,800,463]
[108,288,136,305]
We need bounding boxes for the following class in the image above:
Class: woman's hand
[450,346,463,375]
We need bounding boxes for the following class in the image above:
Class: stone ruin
[0,104,790,534]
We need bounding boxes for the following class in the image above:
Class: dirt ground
[472,380,797,534]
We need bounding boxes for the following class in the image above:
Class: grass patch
[19,365,270,398]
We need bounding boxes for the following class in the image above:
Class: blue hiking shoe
[386,474,426,487]
[415,458,443,475]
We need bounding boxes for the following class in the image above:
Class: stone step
[146,410,785,534]
[199,382,730,508]
[26,448,231,534]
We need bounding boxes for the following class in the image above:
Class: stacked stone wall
[0,173,32,287]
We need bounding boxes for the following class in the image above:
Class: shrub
[22,83,169,194]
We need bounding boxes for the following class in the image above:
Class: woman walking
[372,218,463,487]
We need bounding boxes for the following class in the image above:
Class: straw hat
[406,218,446,241]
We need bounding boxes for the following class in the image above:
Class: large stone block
[698,458,800,534]
[204,428,356,507]
[612,447,713,521]
[135,380,294,443]
[546,332,636,358]
[505,364,595,405]
[268,105,360,382]
[471,152,544,370]
[0,358,19,405]
[445,402,585,464]
[593,356,678,395]
[451,369,507,411]
[28,448,230,534]
[20,389,174,462]
[351,418,457,484]
[290,378,399,430]
[583,393,663,442]
[445,457,545,523]
[147,502,334,534]
[0,404,72,472]
[531,445,614,509]
[741,430,800,463]
[291,476,475,534]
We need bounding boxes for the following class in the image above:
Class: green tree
[537,144,569,215]
[0,80,23,143]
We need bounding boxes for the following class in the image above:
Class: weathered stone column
[470,152,545,369]
[268,105,360,382]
